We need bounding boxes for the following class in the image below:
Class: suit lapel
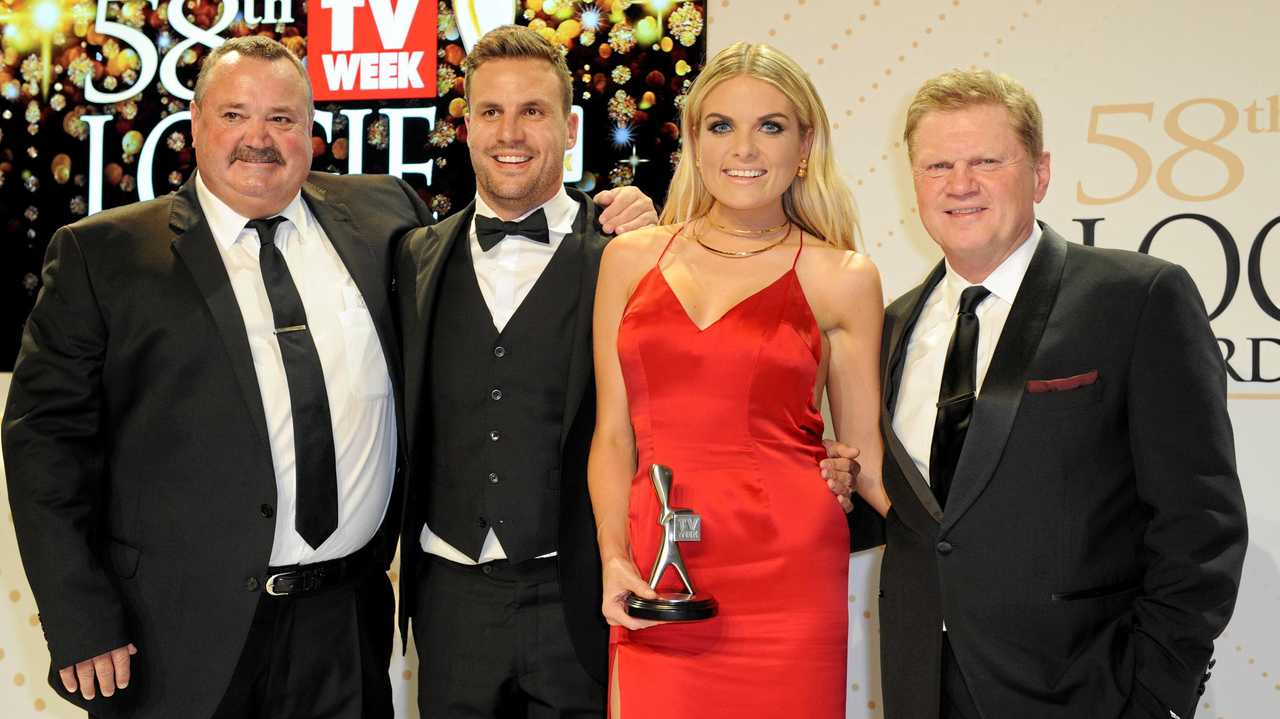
[882,263,947,526]
[404,204,473,446]
[168,179,271,447]
[940,225,1068,531]
[560,189,605,450]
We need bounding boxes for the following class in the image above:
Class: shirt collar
[473,186,578,237]
[940,221,1042,309]
[194,171,309,251]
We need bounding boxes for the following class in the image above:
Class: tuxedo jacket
[1,173,431,718]
[876,224,1247,719]
[395,189,609,683]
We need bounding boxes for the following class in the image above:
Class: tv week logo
[308,0,439,100]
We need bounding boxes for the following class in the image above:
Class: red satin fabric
[611,233,849,717]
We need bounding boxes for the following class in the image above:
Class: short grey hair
[193,36,313,112]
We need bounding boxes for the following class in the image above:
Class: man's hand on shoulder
[593,186,658,234]
[60,643,137,700]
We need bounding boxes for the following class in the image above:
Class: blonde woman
[588,42,890,717]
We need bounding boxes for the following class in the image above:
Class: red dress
[611,230,849,717]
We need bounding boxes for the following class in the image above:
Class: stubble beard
[474,157,560,216]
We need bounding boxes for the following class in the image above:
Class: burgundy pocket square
[1026,370,1099,393]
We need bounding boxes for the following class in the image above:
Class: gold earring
[796,158,808,178]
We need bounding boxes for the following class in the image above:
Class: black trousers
[209,570,395,719]
[942,632,983,719]
[413,555,604,718]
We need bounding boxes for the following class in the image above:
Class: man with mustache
[2,34,655,718]
[872,69,1247,719]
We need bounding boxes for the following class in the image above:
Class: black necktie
[474,208,550,251]
[929,285,991,510]
[248,216,339,549]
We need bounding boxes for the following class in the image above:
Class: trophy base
[625,592,718,621]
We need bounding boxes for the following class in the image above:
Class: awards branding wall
[0,0,704,368]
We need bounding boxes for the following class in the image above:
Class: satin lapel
[168,179,271,446]
[404,203,473,445]
[560,188,605,450]
[881,263,947,526]
[302,180,403,389]
[940,227,1068,531]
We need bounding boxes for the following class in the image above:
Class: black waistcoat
[425,217,582,562]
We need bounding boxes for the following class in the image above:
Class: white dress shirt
[891,223,1042,486]
[420,187,580,564]
[196,173,396,567]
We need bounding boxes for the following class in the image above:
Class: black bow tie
[475,209,550,251]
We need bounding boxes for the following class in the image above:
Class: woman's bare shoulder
[802,241,882,298]
[600,224,684,291]
[605,223,682,262]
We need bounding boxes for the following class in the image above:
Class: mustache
[230,146,283,164]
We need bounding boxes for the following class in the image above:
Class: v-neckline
[654,266,796,333]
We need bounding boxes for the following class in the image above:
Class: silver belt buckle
[264,572,291,596]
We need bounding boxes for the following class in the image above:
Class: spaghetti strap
[657,225,685,264]
[791,229,805,269]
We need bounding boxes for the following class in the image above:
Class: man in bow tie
[394,24,659,719]
[393,22,662,716]
[866,69,1248,719]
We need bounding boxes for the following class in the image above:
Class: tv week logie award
[625,464,718,621]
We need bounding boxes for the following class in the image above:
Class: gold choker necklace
[707,216,790,237]
[695,222,791,258]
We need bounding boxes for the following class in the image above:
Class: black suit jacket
[395,188,609,683]
[1,173,431,718]
[876,224,1247,719]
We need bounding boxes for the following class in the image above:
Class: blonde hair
[660,42,860,250]
[463,24,573,115]
[904,69,1043,162]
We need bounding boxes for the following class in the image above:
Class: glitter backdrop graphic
[0,0,707,369]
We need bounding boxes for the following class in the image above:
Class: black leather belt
[264,541,381,597]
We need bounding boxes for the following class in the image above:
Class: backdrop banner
[1,0,703,368]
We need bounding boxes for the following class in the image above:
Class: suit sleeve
[2,227,131,669]
[849,309,896,553]
[848,494,886,552]
[1125,264,1247,718]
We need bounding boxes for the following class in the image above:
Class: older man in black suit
[1,35,431,719]
[873,70,1248,719]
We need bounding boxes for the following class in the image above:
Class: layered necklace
[693,216,792,258]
